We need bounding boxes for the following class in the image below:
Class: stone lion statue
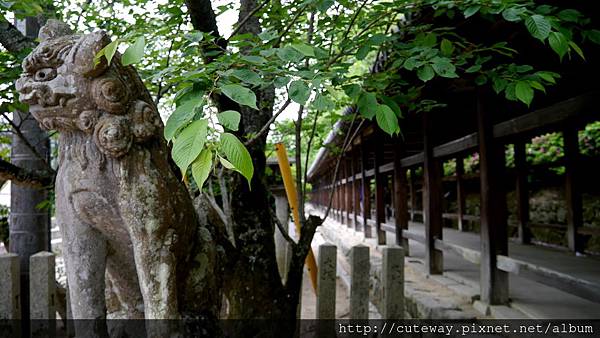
[16,20,219,332]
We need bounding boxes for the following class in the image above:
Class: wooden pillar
[394,151,410,255]
[563,127,583,253]
[423,111,443,274]
[361,140,372,238]
[374,137,387,245]
[346,158,352,227]
[514,141,530,244]
[456,156,466,231]
[477,94,509,305]
[340,161,345,225]
[409,168,417,221]
[352,148,360,230]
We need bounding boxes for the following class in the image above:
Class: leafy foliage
[3,0,598,192]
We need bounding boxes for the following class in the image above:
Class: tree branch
[0,15,35,53]
[0,158,54,189]
[244,98,291,146]
[229,0,270,39]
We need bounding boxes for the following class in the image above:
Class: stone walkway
[407,223,600,319]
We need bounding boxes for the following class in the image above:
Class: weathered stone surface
[0,253,20,319]
[30,251,56,338]
[382,246,404,319]
[316,244,337,319]
[350,245,369,319]
[16,20,218,329]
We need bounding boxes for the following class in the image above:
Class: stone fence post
[350,245,369,320]
[30,251,56,338]
[382,246,404,319]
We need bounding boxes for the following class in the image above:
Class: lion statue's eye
[34,68,57,82]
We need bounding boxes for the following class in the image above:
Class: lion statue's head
[16,20,161,158]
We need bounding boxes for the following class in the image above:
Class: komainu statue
[16,20,219,333]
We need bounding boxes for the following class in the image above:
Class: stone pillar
[30,251,55,337]
[382,246,404,319]
[0,253,20,318]
[350,245,369,319]
[316,244,337,319]
[273,191,292,283]
[0,253,21,337]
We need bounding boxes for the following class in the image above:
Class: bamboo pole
[275,143,319,293]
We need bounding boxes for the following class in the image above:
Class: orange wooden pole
[274,143,318,293]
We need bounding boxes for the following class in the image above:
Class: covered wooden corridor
[307,88,600,311]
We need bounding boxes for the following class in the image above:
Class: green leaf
[380,96,402,118]
[258,30,278,41]
[220,133,254,186]
[291,43,315,57]
[274,76,290,88]
[241,55,267,64]
[312,93,335,111]
[171,119,208,173]
[493,77,508,94]
[403,57,420,71]
[536,71,559,84]
[548,31,568,61]
[100,39,119,65]
[217,110,241,131]
[375,104,399,136]
[164,97,204,141]
[231,69,263,86]
[525,14,551,41]
[417,65,435,82]
[502,7,525,22]
[288,80,310,105]
[557,9,582,23]
[343,84,362,101]
[515,81,534,106]
[585,29,600,45]
[191,148,212,189]
[355,44,371,60]
[465,64,481,73]
[121,36,145,66]
[184,31,203,42]
[463,6,480,18]
[440,38,454,56]
[219,156,235,169]
[529,80,546,93]
[276,46,304,63]
[431,57,458,78]
[568,41,585,60]
[220,84,258,109]
[357,92,378,119]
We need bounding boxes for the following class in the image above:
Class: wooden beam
[456,156,466,232]
[360,140,372,238]
[400,153,424,167]
[374,135,387,245]
[514,141,531,244]
[394,149,410,254]
[422,110,443,275]
[493,91,596,139]
[434,239,481,265]
[563,127,583,253]
[497,255,600,303]
[433,133,478,158]
[477,93,509,305]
